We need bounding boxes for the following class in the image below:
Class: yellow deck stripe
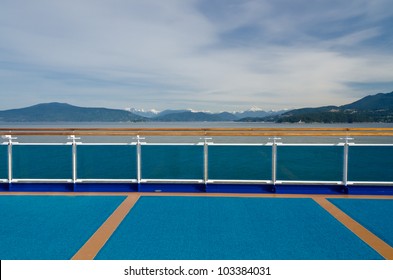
[313,197,393,260]
[71,194,140,260]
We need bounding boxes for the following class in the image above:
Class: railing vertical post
[3,135,16,187]
[204,139,208,184]
[136,136,142,184]
[134,135,145,189]
[8,138,13,184]
[202,138,212,186]
[73,140,77,184]
[270,137,281,187]
[68,135,80,189]
[341,137,353,188]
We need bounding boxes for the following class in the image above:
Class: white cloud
[0,0,392,111]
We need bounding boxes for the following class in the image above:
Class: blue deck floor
[0,195,126,260]
[0,195,391,260]
[96,196,383,260]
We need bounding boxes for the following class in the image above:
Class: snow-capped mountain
[233,107,288,119]
[125,108,160,118]
[132,108,213,118]
[126,107,288,120]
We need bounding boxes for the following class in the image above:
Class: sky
[1,0,393,112]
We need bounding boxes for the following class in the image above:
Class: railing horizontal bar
[10,143,70,146]
[142,143,201,146]
[140,179,204,184]
[206,180,272,184]
[75,179,138,183]
[275,180,343,185]
[2,127,393,132]
[11,179,73,183]
[4,179,393,186]
[349,144,393,147]
[277,143,343,146]
[226,144,269,147]
[77,143,133,146]
[347,181,393,186]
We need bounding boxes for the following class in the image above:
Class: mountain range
[126,107,286,121]
[0,103,146,122]
[264,91,393,123]
[0,103,285,122]
[0,91,392,122]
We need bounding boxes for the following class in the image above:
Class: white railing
[1,135,393,188]
[1,127,393,192]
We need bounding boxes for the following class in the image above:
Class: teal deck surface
[96,196,383,260]
[0,195,126,260]
[329,198,393,247]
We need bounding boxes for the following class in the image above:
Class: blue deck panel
[0,183,9,191]
[329,198,393,248]
[3,182,393,194]
[275,184,346,194]
[9,183,74,192]
[346,185,393,195]
[139,183,205,193]
[75,183,138,192]
[0,195,126,260]
[206,183,274,193]
[96,196,383,260]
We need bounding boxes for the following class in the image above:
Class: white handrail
[0,134,392,188]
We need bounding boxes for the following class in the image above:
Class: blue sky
[1,0,392,111]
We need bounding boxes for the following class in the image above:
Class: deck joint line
[71,194,140,260]
[313,197,393,260]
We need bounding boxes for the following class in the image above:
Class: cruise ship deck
[1,127,393,260]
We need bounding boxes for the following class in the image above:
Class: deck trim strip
[313,197,393,260]
[71,194,140,260]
